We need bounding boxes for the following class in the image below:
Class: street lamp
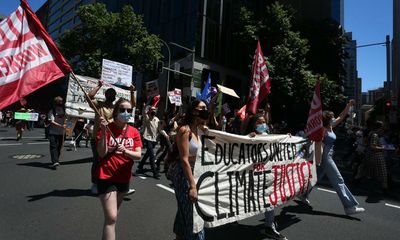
[169,42,196,98]
[159,38,171,112]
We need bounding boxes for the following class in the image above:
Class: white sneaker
[91,184,98,195]
[51,162,60,168]
[345,206,365,215]
[126,188,136,195]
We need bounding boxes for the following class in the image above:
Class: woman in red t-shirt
[96,98,142,240]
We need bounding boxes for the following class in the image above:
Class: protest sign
[14,112,39,121]
[174,88,182,106]
[146,80,160,100]
[101,59,133,87]
[168,91,176,104]
[217,84,240,98]
[65,75,131,119]
[193,130,315,228]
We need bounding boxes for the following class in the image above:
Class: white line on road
[27,142,48,145]
[317,187,336,194]
[139,176,147,180]
[156,184,174,194]
[385,203,400,209]
[0,143,22,146]
[0,136,44,140]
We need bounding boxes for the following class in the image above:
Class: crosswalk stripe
[156,184,174,194]
[317,187,336,194]
[385,203,400,209]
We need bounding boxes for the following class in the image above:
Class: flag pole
[69,72,117,142]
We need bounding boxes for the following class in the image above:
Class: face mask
[117,111,131,122]
[330,118,336,126]
[255,123,267,133]
[197,109,210,120]
[149,111,156,116]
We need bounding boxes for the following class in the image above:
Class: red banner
[246,41,271,115]
[0,0,72,110]
[305,79,324,141]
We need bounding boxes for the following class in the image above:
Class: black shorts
[96,179,129,195]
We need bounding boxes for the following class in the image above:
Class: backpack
[164,128,191,180]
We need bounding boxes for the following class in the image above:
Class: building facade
[344,32,358,102]
[393,0,400,106]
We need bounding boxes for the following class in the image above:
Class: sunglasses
[119,108,133,113]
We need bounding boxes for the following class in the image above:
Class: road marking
[139,176,147,180]
[385,203,400,209]
[27,142,48,145]
[317,187,336,194]
[156,184,174,194]
[0,136,44,140]
[0,143,22,146]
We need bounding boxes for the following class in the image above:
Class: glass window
[48,8,62,23]
[48,20,60,33]
[61,9,75,22]
[63,0,77,12]
[50,0,63,12]
[59,19,73,34]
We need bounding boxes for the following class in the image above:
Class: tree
[59,3,162,78]
[234,1,344,128]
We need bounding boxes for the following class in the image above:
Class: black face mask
[197,109,210,120]
[149,111,156,116]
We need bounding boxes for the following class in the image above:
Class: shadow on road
[205,222,266,240]
[27,189,95,202]
[280,201,361,222]
[17,158,93,170]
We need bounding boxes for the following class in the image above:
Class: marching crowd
[1,80,399,240]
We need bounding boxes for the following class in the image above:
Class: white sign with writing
[101,59,133,87]
[65,75,131,119]
[192,130,315,229]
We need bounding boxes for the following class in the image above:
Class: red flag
[0,0,72,110]
[152,95,160,107]
[237,104,247,121]
[305,79,324,141]
[246,41,271,115]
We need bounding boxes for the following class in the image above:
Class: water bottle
[222,116,227,132]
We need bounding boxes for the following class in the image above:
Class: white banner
[193,130,316,228]
[101,59,133,87]
[65,75,132,119]
[174,88,182,106]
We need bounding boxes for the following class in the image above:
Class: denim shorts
[97,179,129,195]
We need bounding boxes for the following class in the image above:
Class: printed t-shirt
[96,123,142,183]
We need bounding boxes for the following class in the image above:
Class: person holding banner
[96,98,142,240]
[47,96,66,168]
[171,99,209,240]
[246,113,287,240]
[304,100,365,215]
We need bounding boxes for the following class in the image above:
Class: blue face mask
[330,118,336,126]
[118,111,131,122]
[255,123,268,133]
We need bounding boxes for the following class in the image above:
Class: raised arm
[333,99,354,128]
[88,80,103,100]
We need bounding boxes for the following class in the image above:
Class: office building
[393,0,400,106]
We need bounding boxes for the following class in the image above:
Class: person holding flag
[196,73,212,105]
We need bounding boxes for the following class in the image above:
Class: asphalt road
[0,126,399,240]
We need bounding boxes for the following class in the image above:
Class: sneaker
[91,184,98,195]
[51,162,60,168]
[344,206,365,215]
[264,224,287,240]
[126,188,136,195]
[297,195,312,207]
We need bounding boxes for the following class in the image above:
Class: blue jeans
[310,152,359,209]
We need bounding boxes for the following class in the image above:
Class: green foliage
[234,1,344,127]
[59,3,162,78]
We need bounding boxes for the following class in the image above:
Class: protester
[170,99,209,240]
[246,113,287,240]
[84,120,95,148]
[95,98,142,240]
[136,104,161,179]
[367,121,388,193]
[47,96,66,169]
[155,112,173,172]
[15,107,28,141]
[302,100,365,215]
[73,118,86,147]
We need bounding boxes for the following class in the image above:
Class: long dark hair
[245,113,265,135]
